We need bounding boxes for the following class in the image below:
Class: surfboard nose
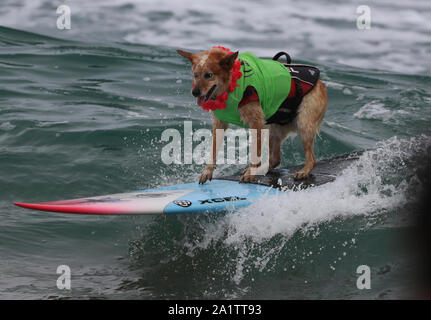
[14,202,31,209]
[14,202,50,211]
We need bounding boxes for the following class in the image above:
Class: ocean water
[1,0,431,299]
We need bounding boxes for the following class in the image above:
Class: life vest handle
[272,51,292,64]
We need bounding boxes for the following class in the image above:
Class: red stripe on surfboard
[13,202,129,215]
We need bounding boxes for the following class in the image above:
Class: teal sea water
[1,0,431,299]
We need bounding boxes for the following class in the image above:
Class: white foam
[126,111,148,119]
[1,0,430,74]
[0,122,16,131]
[354,100,410,123]
[325,121,364,135]
[354,101,391,121]
[343,88,353,95]
[186,135,430,284]
[34,120,69,127]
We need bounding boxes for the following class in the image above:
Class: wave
[127,135,430,297]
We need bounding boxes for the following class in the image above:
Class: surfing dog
[177,47,328,183]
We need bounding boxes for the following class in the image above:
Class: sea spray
[148,135,430,285]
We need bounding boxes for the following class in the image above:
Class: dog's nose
[192,87,201,97]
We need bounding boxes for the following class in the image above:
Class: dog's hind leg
[294,125,317,180]
[268,123,296,169]
[269,128,282,169]
[293,80,328,180]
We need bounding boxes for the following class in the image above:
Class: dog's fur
[177,47,328,183]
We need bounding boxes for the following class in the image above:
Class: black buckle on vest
[272,51,292,64]
[265,79,303,125]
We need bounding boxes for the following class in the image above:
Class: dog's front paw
[199,166,214,184]
[240,167,255,183]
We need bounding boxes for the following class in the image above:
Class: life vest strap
[266,62,320,125]
[272,51,292,64]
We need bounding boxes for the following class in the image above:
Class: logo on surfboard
[198,196,247,204]
[173,200,192,207]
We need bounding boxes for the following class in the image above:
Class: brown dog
[177,47,328,183]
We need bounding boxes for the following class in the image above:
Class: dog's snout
[192,87,201,97]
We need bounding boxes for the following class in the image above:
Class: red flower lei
[195,46,242,112]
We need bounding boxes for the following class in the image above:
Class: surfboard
[14,151,363,215]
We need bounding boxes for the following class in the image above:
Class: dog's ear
[177,49,196,63]
[219,51,239,70]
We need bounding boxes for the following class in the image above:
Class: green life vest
[213,52,292,127]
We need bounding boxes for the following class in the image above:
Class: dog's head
[177,47,238,106]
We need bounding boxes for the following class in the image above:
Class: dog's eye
[193,72,198,78]
[204,72,213,80]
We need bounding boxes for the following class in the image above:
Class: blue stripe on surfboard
[140,180,277,214]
